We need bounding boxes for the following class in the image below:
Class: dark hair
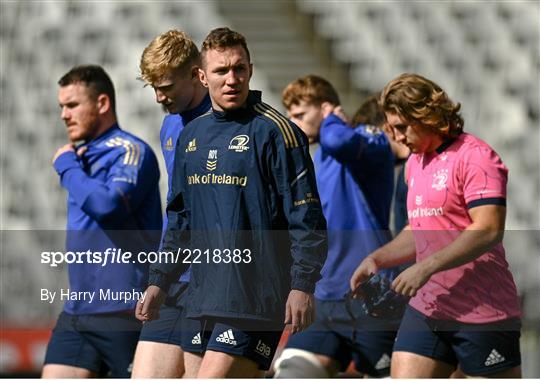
[201,27,250,65]
[58,65,116,113]
[351,94,385,127]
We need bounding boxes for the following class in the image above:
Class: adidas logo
[484,349,505,366]
[375,353,391,370]
[216,329,237,345]
[191,332,201,345]
[165,137,174,151]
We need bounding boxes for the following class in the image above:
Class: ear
[198,68,208,88]
[190,66,199,81]
[96,94,110,115]
[320,101,334,119]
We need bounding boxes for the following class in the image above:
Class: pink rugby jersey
[406,132,521,323]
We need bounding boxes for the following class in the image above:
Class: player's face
[152,67,197,114]
[58,83,101,142]
[287,101,323,144]
[385,112,441,154]
[199,45,252,111]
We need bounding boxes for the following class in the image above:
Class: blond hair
[380,73,464,137]
[139,29,199,84]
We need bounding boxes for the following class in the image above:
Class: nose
[394,128,406,143]
[60,106,69,121]
[225,70,239,86]
[155,88,167,104]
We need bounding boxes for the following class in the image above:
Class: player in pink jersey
[350,73,521,378]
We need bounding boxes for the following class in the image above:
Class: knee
[273,349,329,378]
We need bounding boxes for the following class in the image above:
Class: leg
[273,348,337,378]
[391,351,455,378]
[183,351,203,378]
[131,341,185,378]
[465,365,521,378]
[42,364,96,378]
[197,350,259,378]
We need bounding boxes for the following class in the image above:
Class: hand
[284,289,315,334]
[135,285,166,322]
[52,143,75,163]
[391,261,433,297]
[332,105,350,124]
[350,256,378,298]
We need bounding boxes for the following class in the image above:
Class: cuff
[148,270,171,292]
[53,151,80,175]
[291,278,316,294]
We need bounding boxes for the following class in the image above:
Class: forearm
[370,226,416,268]
[422,227,503,276]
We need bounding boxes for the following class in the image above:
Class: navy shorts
[138,282,203,353]
[199,318,284,370]
[393,305,521,376]
[285,299,402,377]
[44,311,142,378]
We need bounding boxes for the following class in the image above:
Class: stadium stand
[0,0,538,376]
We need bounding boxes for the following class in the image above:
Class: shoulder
[251,101,306,149]
[455,133,503,162]
[103,129,156,166]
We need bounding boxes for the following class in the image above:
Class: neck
[186,83,208,112]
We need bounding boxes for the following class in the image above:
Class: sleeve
[148,136,190,291]
[319,114,392,169]
[53,142,160,229]
[268,124,328,294]
[459,144,508,209]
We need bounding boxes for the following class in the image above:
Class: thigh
[42,364,96,378]
[138,304,184,346]
[183,351,204,378]
[202,319,284,371]
[81,313,142,378]
[43,313,102,374]
[453,322,521,377]
[391,351,456,378]
[350,329,397,377]
[285,323,348,373]
[393,306,458,368]
[197,350,260,378]
[131,341,184,378]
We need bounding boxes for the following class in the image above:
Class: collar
[435,137,457,154]
[84,123,120,148]
[212,90,262,120]
[181,93,212,124]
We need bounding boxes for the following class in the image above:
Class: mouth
[224,90,240,97]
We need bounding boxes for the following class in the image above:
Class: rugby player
[274,76,403,378]
[43,65,162,378]
[132,29,210,379]
[137,27,327,378]
[351,73,522,378]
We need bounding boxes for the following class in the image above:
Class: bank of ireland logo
[415,195,423,206]
[185,138,197,152]
[206,149,217,171]
[228,135,250,152]
[432,169,448,191]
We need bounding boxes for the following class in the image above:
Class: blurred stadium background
[0,0,538,376]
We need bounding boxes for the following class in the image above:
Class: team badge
[432,169,448,191]
[228,135,250,152]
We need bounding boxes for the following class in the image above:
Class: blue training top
[150,91,328,322]
[54,124,162,314]
[159,94,212,283]
[313,114,398,300]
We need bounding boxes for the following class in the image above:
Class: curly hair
[139,29,199,85]
[380,73,464,137]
